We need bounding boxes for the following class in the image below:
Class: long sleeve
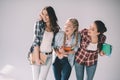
[54,31,64,49]
[32,21,41,47]
[28,20,44,58]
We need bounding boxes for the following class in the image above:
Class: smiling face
[41,9,50,23]
[88,22,100,37]
[64,20,76,36]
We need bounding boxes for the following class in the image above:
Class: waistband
[42,51,52,55]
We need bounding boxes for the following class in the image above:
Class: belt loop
[45,52,52,55]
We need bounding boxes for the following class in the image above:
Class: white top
[40,31,53,52]
[87,43,98,51]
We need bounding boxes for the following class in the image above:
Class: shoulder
[34,20,45,35]
[56,31,64,36]
[81,28,88,33]
[99,34,106,43]
[79,28,88,36]
[35,20,45,29]
[55,31,64,39]
[36,20,44,25]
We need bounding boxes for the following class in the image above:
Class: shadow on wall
[0,64,15,80]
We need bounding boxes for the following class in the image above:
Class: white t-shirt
[40,31,53,52]
[87,43,98,51]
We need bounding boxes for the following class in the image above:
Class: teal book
[102,43,112,56]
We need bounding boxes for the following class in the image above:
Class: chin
[88,33,91,36]
[43,20,47,22]
[65,32,69,35]
[43,19,47,22]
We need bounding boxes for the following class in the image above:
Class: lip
[65,30,69,32]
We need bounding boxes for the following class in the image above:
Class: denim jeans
[75,61,97,80]
[53,57,72,80]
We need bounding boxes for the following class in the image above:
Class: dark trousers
[53,57,72,80]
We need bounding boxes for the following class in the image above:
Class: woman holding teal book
[75,20,107,80]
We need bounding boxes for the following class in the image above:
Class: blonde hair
[63,18,79,47]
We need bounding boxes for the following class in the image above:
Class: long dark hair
[94,20,107,52]
[43,6,60,34]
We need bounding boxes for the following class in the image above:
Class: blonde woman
[53,18,81,80]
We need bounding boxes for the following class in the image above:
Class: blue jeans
[75,61,97,80]
[53,57,72,80]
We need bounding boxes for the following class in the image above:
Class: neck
[91,35,98,38]
[46,22,51,27]
[66,34,72,40]
[45,22,52,31]
[90,35,98,43]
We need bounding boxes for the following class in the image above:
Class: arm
[28,21,43,64]
[53,31,66,59]
[99,35,106,56]
[31,21,41,52]
[33,46,41,64]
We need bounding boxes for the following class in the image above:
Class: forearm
[64,50,75,55]
[34,46,40,61]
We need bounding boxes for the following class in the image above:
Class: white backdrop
[0,0,120,80]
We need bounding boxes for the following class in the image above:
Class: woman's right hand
[39,12,43,21]
[29,53,35,64]
[56,47,67,59]
[34,46,41,65]
[29,53,41,65]
[35,59,41,65]
[35,59,45,65]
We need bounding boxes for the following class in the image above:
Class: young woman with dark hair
[75,20,107,80]
[28,6,60,80]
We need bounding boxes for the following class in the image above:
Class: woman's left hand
[57,53,64,59]
[59,46,65,53]
[99,51,105,56]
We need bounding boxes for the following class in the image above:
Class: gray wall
[0,0,120,80]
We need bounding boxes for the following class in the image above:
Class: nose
[64,25,67,29]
